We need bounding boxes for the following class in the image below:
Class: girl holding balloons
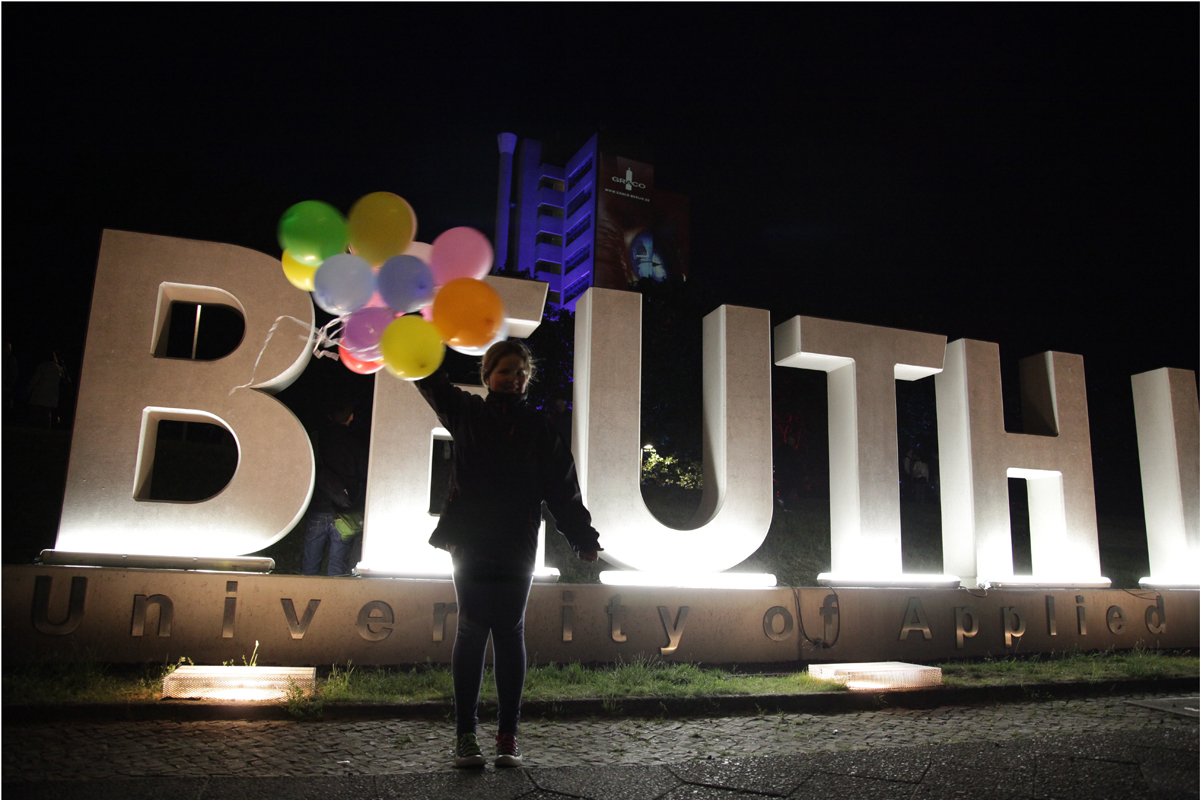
[278,194,600,768]
[416,340,602,769]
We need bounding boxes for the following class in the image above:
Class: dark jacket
[416,370,600,575]
[310,418,369,515]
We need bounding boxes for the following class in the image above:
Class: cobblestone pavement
[3,691,1196,781]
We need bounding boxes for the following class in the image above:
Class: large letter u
[573,288,774,573]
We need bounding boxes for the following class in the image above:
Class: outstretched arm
[541,425,602,556]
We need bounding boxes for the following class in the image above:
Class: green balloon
[277,200,348,265]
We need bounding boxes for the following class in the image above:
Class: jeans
[451,569,533,737]
[301,511,354,575]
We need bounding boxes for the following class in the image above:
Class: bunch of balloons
[277,192,507,380]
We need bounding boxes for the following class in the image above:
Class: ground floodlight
[809,661,942,691]
[161,665,316,702]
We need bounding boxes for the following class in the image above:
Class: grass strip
[3,649,1194,707]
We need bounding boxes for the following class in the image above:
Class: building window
[536,232,563,247]
[564,273,590,304]
[567,158,592,191]
[537,204,564,220]
[565,246,590,272]
[539,176,565,192]
[565,216,591,246]
[535,259,561,275]
[567,187,592,217]
[547,290,562,306]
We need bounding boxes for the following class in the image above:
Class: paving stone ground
[3,691,1195,780]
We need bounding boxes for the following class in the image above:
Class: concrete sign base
[5,566,1195,667]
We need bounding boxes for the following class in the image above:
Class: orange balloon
[431,278,505,348]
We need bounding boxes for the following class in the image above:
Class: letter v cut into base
[573,288,774,573]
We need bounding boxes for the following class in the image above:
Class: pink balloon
[366,291,389,308]
[404,241,434,264]
[430,227,493,285]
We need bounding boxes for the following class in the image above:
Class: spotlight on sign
[978,575,1111,589]
[355,565,561,582]
[162,665,316,702]
[600,571,777,590]
[809,662,942,692]
[1138,576,1199,590]
[40,550,275,573]
[817,573,961,589]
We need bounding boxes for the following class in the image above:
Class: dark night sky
[4,5,1197,516]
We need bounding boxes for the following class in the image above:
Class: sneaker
[454,733,485,768]
[495,732,522,767]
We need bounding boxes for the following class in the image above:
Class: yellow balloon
[281,250,318,291]
[347,192,417,267]
[431,278,505,348]
[379,315,445,380]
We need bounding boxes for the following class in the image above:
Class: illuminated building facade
[492,132,690,312]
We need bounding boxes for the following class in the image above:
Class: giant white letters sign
[46,232,1199,589]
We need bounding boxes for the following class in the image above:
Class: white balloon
[403,241,434,264]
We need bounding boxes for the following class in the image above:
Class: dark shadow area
[1,427,71,564]
[898,374,939,572]
[146,420,238,502]
[161,302,244,361]
[1008,477,1034,575]
[771,364,829,509]
[429,439,453,513]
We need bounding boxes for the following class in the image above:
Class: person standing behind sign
[301,398,368,576]
[27,350,69,429]
[416,340,602,769]
[912,453,930,505]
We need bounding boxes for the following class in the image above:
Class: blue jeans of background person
[302,511,354,575]
[451,569,534,738]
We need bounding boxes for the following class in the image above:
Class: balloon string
[228,313,346,395]
[314,316,345,359]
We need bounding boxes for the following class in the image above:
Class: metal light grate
[162,665,316,701]
[809,661,942,691]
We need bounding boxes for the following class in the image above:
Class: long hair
[480,340,536,387]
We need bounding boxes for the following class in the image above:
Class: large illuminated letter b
[573,288,773,573]
[54,231,315,558]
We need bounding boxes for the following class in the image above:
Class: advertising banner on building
[595,153,690,288]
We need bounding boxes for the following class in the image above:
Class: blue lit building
[493,132,690,312]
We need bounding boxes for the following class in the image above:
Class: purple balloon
[341,306,397,362]
[377,255,435,313]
